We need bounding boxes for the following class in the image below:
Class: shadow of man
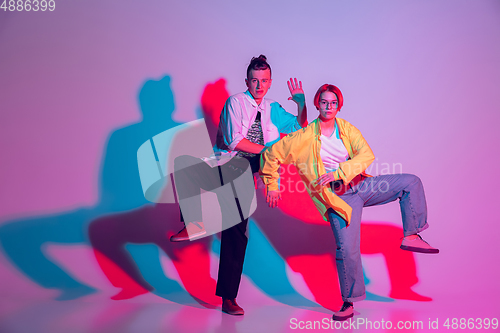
[88,78,225,306]
[0,76,205,303]
[88,78,313,309]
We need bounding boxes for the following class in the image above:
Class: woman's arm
[315,122,375,187]
[333,124,375,184]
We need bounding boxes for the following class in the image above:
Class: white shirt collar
[244,90,266,110]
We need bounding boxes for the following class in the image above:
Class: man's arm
[234,138,266,154]
[218,97,245,151]
[287,78,308,127]
[219,95,267,154]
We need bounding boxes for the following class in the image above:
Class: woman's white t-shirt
[320,124,349,173]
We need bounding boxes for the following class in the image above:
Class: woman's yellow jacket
[260,117,375,224]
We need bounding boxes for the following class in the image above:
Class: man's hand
[315,172,336,187]
[266,189,282,208]
[235,138,266,155]
[287,78,305,106]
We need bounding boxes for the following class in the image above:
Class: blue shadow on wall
[0,76,187,301]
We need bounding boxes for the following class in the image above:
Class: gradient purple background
[1,0,499,331]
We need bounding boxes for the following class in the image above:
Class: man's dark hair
[246,55,271,78]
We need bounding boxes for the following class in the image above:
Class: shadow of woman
[246,165,432,311]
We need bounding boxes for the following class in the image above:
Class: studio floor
[1,275,496,333]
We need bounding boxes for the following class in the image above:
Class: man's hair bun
[247,55,271,78]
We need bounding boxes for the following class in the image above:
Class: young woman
[260,84,438,321]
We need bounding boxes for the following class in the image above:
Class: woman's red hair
[313,84,344,111]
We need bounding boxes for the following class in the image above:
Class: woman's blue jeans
[327,173,429,303]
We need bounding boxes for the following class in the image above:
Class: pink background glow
[1,0,499,331]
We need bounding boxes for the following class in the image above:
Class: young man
[260,84,438,321]
[170,55,307,315]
